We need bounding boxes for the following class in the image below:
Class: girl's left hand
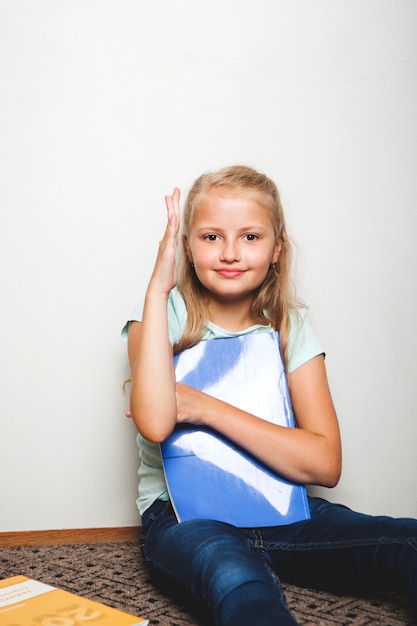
[175,382,213,426]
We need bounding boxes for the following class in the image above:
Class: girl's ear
[183,234,193,263]
[272,238,283,265]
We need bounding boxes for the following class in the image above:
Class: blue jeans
[140,496,417,626]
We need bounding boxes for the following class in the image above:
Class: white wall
[0,0,416,532]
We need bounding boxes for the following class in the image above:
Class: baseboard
[0,526,141,547]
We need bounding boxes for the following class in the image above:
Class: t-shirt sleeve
[287,308,325,373]
[121,301,144,341]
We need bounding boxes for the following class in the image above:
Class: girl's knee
[194,547,281,618]
[215,580,298,626]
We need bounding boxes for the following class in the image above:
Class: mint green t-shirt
[122,286,324,516]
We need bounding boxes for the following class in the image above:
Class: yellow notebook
[0,575,148,625]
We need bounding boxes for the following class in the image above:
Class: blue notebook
[161,332,310,527]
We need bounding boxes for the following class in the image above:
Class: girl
[124,165,417,626]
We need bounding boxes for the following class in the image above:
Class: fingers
[148,189,181,293]
[161,188,180,249]
[165,187,181,228]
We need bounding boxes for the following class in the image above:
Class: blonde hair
[175,165,299,370]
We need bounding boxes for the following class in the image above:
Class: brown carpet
[0,541,415,625]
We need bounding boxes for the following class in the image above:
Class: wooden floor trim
[0,526,141,547]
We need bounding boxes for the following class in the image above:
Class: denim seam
[251,529,265,552]
[258,536,417,552]
[140,500,172,549]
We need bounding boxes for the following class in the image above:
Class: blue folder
[161,332,310,527]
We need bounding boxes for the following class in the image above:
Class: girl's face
[184,188,281,305]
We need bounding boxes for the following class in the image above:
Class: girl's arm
[175,354,342,488]
[128,189,181,442]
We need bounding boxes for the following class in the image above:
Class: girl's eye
[203,234,219,241]
[244,233,259,241]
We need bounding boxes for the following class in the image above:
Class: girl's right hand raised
[130,189,181,439]
[148,188,181,296]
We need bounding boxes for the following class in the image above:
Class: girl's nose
[220,240,240,262]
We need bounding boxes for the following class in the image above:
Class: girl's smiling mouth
[215,269,246,278]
